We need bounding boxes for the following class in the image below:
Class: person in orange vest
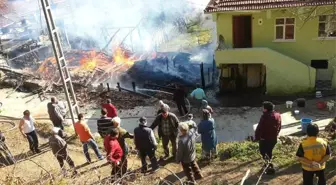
[296,124,332,185]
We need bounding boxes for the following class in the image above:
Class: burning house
[0,0,215,95]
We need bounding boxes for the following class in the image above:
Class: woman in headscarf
[197,109,217,160]
[112,117,134,176]
[201,100,213,114]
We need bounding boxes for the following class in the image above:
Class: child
[104,128,123,177]
[186,114,197,134]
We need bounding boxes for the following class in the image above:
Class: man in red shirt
[102,99,118,118]
[104,128,123,177]
[255,101,281,173]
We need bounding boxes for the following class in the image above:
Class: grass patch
[216,141,298,168]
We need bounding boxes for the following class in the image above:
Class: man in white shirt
[19,110,40,154]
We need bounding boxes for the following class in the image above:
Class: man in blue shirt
[190,84,206,111]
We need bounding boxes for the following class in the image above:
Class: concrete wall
[213,6,336,88]
[216,48,316,95]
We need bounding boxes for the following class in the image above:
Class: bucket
[316,91,322,98]
[301,118,312,133]
[297,98,306,108]
[317,101,326,110]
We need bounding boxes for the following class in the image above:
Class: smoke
[54,0,212,52]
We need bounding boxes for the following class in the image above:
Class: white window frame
[274,17,296,41]
[318,15,336,38]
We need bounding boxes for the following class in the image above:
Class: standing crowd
[14,85,333,185]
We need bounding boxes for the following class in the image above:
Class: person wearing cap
[177,122,203,184]
[296,124,332,185]
[112,117,134,175]
[49,127,76,173]
[157,100,170,115]
[74,113,104,163]
[186,114,197,134]
[198,109,217,160]
[254,101,281,172]
[134,117,159,173]
[150,104,179,159]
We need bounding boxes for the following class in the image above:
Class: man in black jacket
[173,84,188,116]
[150,105,179,159]
[134,117,159,173]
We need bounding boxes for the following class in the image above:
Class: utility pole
[40,0,79,124]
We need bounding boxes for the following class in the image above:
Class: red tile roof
[204,0,335,13]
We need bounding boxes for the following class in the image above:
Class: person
[49,127,77,174]
[176,122,203,184]
[190,84,206,111]
[104,128,123,177]
[57,100,67,119]
[47,97,65,130]
[19,110,40,154]
[112,117,134,175]
[0,131,15,165]
[150,105,179,160]
[102,99,118,118]
[157,100,170,115]
[296,124,332,185]
[254,101,281,170]
[198,109,217,160]
[325,117,336,133]
[97,108,113,138]
[74,113,104,163]
[173,84,188,116]
[134,117,159,173]
[186,114,197,134]
[202,100,213,114]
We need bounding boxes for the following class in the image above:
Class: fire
[38,57,57,73]
[79,51,98,71]
[112,47,135,66]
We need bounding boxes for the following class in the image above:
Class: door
[233,15,252,48]
[247,65,261,88]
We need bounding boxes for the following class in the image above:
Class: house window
[275,18,295,40]
[318,15,336,37]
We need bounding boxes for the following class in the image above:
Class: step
[315,80,332,90]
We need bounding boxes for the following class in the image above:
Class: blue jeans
[82,139,103,162]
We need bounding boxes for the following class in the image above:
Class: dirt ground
[0,118,335,185]
[1,87,334,143]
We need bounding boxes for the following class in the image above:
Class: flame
[38,57,56,73]
[36,46,161,83]
[79,51,98,71]
[113,47,135,66]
